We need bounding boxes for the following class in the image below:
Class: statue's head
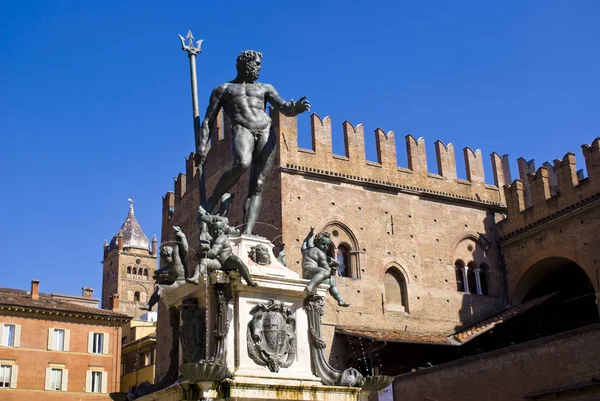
[314,232,331,253]
[236,50,263,82]
[209,221,226,238]
[160,246,173,264]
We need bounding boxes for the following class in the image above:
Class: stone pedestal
[137,235,363,401]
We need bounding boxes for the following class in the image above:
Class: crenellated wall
[274,112,508,207]
[499,138,600,239]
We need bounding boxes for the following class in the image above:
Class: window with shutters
[91,371,102,392]
[0,365,12,388]
[1,325,15,346]
[54,329,65,351]
[93,333,103,354]
[86,370,107,393]
[88,332,108,354]
[48,328,70,351]
[50,369,63,391]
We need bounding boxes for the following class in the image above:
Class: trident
[178,30,206,203]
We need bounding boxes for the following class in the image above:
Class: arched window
[336,244,351,278]
[467,262,477,294]
[384,268,409,312]
[127,267,131,278]
[132,268,137,277]
[455,261,466,292]
[478,264,489,295]
[322,222,361,279]
[144,269,149,279]
[134,292,140,302]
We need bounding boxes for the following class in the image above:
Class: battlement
[162,109,516,225]
[273,111,508,207]
[498,138,600,239]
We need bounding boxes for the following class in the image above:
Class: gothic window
[322,222,361,279]
[455,260,466,292]
[132,268,137,277]
[134,292,140,302]
[478,264,489,295]
[143,269,148,279]
[127,267,131,278]
[336,244,351,278]
[384,267,409,312]
[467,262,477,294]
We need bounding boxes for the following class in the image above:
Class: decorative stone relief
[179,298,206,364]
[247,299,296,372]
[248,244,271,265]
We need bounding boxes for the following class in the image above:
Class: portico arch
[511,256,598,336]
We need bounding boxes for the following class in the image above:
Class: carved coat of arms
[247,299,296,372]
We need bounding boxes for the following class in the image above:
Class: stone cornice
[0,304,131,324]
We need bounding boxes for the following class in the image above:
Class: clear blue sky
[1,1,599,296]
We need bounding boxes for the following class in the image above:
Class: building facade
[120,314,157,393]
[155,109,599,397]
[0,280,130,400]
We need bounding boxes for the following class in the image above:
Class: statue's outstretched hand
[291,96,310,115]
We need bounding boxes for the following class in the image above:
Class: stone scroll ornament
[247,299,297,372]
[304,295,364,387]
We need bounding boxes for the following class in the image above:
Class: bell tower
[101,199,158,319]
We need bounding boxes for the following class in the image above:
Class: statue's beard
[243,65,260,81]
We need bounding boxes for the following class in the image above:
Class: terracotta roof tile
[452,293,556,343]
[0,287,131,319]
[336,327,451,345]
[336,293,556,346]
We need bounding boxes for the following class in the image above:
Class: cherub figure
[301,227,350,307]
[140,226,188,311]
[187,208,258,287]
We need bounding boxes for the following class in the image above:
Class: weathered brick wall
[498,138,600,306]
[279,172,505,334]
[155,109,511,377]
[101,248,157,320]
[392,324,600,401]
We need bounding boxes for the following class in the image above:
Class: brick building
[0,280,130,400]
[101,200,158,320]
[155,109,599,398]
[101,200,159,393]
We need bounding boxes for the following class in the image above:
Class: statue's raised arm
[301,226,316,252]
[265,85,310,117]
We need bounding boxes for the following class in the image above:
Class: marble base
[137,235,356,401]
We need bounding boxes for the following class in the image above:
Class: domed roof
[108,199,151,252]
